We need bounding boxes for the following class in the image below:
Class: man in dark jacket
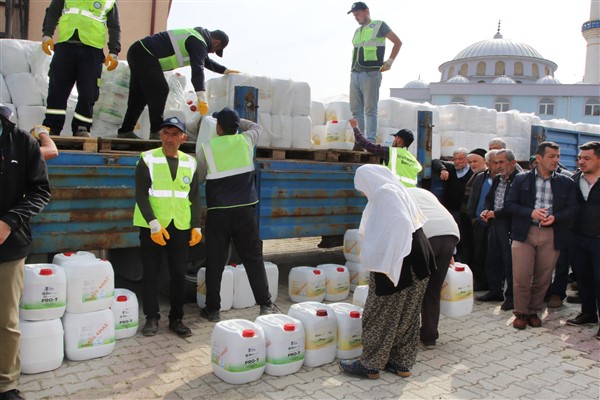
[505,141,577,330]
[118,27,238,139]
[565,141,600,340]
[0,105,51,400]
[477,149,519,311]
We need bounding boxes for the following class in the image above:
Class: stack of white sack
[0,39,53,133]
[205,74,312,149]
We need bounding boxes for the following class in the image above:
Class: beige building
[2,0,171,56]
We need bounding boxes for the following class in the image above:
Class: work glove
[41,36,54,56]
[149,219,170,246]
[30,124,50,140]
[380,58,394,72]
[196,91,208,116]
[224,69,240,75]
[104,53,118,71]
[189,227,202,246]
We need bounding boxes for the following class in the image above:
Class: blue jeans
[570,232,600,317]
[350,70,382,142]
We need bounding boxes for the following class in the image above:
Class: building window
[477,62,486,75]
[514,62,523,76]
[585,98,600,116]
[448,66,455,80]
[539,97,555,115]
[495,61,505,76]
[532,64,539,78]
[460,64,468,77]
[478,80,486,83]
[451,96,466,105]
[544,66,551,77]
[495,97,510,112]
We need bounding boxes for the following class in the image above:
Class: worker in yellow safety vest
[350,118,422,187]
[133,116,202,338]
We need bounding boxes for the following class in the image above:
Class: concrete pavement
[18,239,600,399]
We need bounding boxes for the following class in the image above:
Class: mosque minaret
[582,0,600,83]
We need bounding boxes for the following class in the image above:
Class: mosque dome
[404,78,430,88]
[492,75,517,84]
[446,75,470,83]
[536,75,561,84]
[453,35,544,60]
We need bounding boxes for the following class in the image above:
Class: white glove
[380,58,394,72]
[30,125,50,139]
[148,219,161,234]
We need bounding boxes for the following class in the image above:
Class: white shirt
[407,187,460,240]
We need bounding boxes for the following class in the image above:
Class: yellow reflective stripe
[399,176,418,186]
[166,31,186,68]
[178,158,197,174]
[46,108,67,115]
[73,112,93,123]
[206,165,255,179]
[203,143,218,175]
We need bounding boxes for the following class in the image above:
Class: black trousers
[43,42,104,135]
[205,205,271,312]
[140,222,190,321]
[485,218,513,299]
[118,41,169,135]
[450,210,472,265]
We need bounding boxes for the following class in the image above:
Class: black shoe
[566,313,598,326]
[384,361,412,378]
[0,389,25,400]
[169,319,192,338]
[149,131,160,140]
[200,307,220,322]
[500,299,514,311]
[117,131,142,140]
[338,360,380,379]
[476,291,504,302]
[141,317,159,336]
[260,303,280,316]
[566,294,582,304]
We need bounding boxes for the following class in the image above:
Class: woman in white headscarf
[339,164,436,379]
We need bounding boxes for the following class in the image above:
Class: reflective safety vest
[352,20,386,69]
[387,147,422,188]
[158,28,206,71]
[133,148,197,229]
[57,0,115,49]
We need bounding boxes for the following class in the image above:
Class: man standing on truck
[348,2,401,143]
[197,107,278,322]
[133,116,202,338]
[350,118,422,187]
[117,27,239,140]
[1,105,51,400]
[41,0,121,137]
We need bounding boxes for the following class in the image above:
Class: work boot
[169,319,192,338]
[142,317,159,336]
[117,131,141,140]
[200,307,220,322]
[0,389,25,400]
[73,127,91,138]
[260,303,280,316]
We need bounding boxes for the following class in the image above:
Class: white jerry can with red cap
[20,264,67,321]
[440,262,474,318]
[111,288,139,339]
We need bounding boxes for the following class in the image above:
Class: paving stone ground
[19,238,600,400]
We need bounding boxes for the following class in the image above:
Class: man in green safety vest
[118,27,239,140]
[133,116,202,338]
[348,2,402,143]
[197,107,278,322]
[350,118,422,187]
[41,0,121,137]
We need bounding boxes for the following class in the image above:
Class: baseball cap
[212,107,240,134]
[468,148,487,159]
[347,2,368,14]
[211,30,229,57]
[160,116,185,132]
[391,129,414,147]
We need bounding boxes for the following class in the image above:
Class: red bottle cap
[350,311,361,318]
[337,267,344,272]
[313,269,321,275]
[316,309,328,317]
[64,252,75,256]
[39,268,53,276]
[283,323,296,331]
[242,329,255,337]
[454,265,465,272]
[116,295,128,302]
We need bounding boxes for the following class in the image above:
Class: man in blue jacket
[505,141,577,330]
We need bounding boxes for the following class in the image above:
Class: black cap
[210,30,229,57]
[347,2,368,14]
[213,107,240,134]
[468,148,487,159]
[160,116,185,132]
[391,129,414,147]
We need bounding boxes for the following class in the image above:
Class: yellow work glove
[196,91,208,116]
[30,124,50,140]
[104,53,118,71]
[149,219,169,246]
[189,227,202,246]
[224,69,240,75]
[41,36,54,56]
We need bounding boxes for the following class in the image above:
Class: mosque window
[539,98,555,115]
[495,61,505,76]
[514,62,524,76]
[544,66,551,76]
[584,98,600,116]
[477,62,486,76]
[460,64,469,77]
[495,97,510,112]
[451,96,466,105]
[448,66,455,80]
[532,64,540,79]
